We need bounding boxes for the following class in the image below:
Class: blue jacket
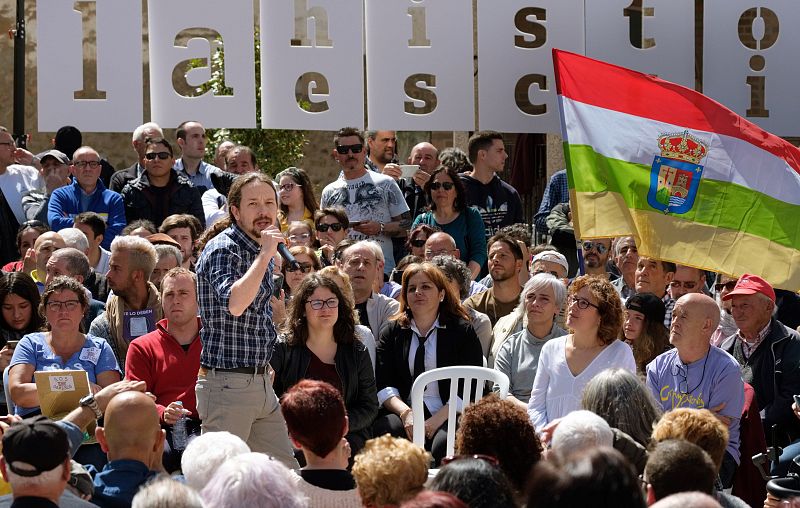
[48,179,126,249]
[89,460,158,508]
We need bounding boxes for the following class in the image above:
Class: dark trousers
[372,407,449,466]
[162,418,202,473]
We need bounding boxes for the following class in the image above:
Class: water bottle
[172,401,188,451]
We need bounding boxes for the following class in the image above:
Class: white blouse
[527,336,636,431]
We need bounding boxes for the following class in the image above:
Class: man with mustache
[320,127,409,274]
[194,172,299,469]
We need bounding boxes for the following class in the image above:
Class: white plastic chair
[411,366,509,456]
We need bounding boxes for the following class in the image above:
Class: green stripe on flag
[564,143,800,251]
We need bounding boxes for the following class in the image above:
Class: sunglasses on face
[430,181,455,191]
[335,144,363,154]
[582,241,608,255]
[286,263,313,273]
[145,152,171,160]
[316,223,344,232]
[410,239,427,248]
[714,280,737,292]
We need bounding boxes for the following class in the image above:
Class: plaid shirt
[195,223,276,369]
[533,169,569,234]
[663,294,675,329]
[739,321,772,359]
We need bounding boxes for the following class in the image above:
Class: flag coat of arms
[553,49,800,290]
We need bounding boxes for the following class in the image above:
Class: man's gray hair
[154,244,182,267]
[58,228,89,253]
[110,235,158,279]
[551,410,613,459]
[181,431,250,491]
[51,247,91,279]
[132,475,205,508]
[430,255,471,300]
[5,462,66,489]
[344,240,384,263]
[132,122,162,143]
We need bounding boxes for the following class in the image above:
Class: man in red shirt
[125,267,201,472]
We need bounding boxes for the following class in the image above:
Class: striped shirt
[195,223,277,369]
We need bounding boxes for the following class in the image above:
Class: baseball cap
[2,416,70,477]
[532,251,569,274]
[36,149,70,165]
[625,292,666,325]
[147,233,181,249]
[722,273,775,302]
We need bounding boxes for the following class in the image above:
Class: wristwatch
[79,394,103,419]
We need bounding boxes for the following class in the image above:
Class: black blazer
[376,314,483,406]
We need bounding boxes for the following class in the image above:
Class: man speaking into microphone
[194,172,299,468]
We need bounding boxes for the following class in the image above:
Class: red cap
[722,273,775,302]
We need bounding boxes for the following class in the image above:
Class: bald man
[645,293,745,488]
[424,232,460,261]
[28,231,66,288]
[93,392,164,507]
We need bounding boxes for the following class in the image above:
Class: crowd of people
[1,122,799,507]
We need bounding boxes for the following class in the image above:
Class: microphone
[277,242,301,271]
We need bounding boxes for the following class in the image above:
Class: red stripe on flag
[552,49,800,176]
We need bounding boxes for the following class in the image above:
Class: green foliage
[193,31,307,176]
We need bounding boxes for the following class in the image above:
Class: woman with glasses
[8,276,121,418]
[622,292,669,374]
[314,207,350,267]
[493,273,568,408]
[374,262,483,463]
[270,274,378,455]
[406,224,437,258]
[281,246,321,299]
[276,167,318,233]
[411,167,487,279]
[527,275,635,433]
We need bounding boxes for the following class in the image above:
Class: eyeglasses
[286,263,313,273]
[306,297,338,310]
[671,362,689,394]
[410,239,427,248]
[669,280,698,290]
[316,223,343,233]
[288,233,311,242]
[714,280,737,293]
[279,182,301,192]
[582,241,608,255]
[145,152,171,160]
[72,160,101,169]
[46,300,81,312]
[568,296,599,310]
[533,269,560,277]
[430,181,455,191]
[440,454,499,467]
[335,144,363,154]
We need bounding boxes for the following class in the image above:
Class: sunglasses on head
[582,241,608,255]
[316,223,344,232]
[145,152,171,160]
[430,181,455,191]
[335,144,363,155]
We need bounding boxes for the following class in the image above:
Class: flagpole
[12,0,26,149]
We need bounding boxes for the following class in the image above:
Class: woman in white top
[527,275,636,432]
